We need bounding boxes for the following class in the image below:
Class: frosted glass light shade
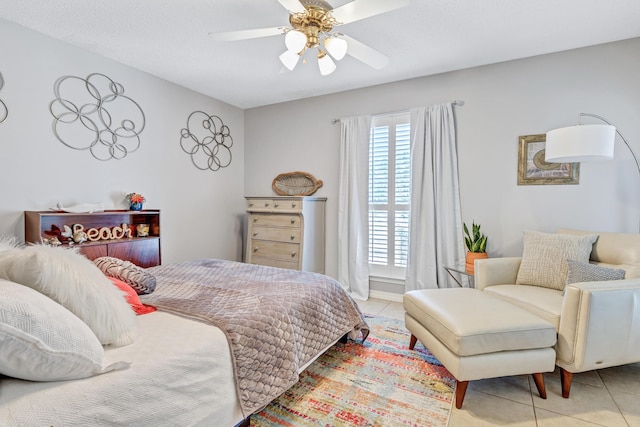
[318,53,336,76]
[285,30,307,53]
[545,124,615,163]
[279,50,300,71]
[324,37,348,60]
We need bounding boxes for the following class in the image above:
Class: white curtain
[338,115,371,300]
[405,103,465,291]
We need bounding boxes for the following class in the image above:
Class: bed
[0,250,369,426]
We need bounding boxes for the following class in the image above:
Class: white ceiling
[2,0,640,109]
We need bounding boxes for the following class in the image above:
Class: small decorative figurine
[136,224,150,237]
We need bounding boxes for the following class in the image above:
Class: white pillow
[0,245,138,347]
[516,230,598,291]
[0,279,129,381]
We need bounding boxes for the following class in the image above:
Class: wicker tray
[272,171,323,196]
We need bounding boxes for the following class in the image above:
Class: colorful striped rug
[250,315,455,426]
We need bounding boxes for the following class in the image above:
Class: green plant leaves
[463,221,487,253]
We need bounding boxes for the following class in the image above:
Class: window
[369,113,410,279]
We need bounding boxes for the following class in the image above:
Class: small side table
[444,265,474,288]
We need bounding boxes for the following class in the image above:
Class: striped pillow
[94,257,156,295]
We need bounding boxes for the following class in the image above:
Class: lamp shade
[545,124,615,163]
[324,36,348,60]
[279,50,300,71]
[318,53,336,76]
[285,30,307,53]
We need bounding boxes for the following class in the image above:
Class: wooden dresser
[24,210,161,267]
[245,196,326,273]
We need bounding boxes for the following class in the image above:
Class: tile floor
[356,298,640,427]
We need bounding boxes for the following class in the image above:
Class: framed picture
[517,134,580,185]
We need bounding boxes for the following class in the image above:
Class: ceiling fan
[210,0,410,76]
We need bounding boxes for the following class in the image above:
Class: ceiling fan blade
[331,0,410,25]
[209,27,285,42]
[277,0,306,14]
[342,35,389,70]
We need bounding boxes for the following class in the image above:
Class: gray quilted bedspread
[142,259,369,417]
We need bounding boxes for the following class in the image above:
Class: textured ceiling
[1,0,640,109]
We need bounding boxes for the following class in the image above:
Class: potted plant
[125,193,146,211]
[463,221,488,274]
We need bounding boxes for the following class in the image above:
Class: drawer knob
[292,203,297,208]
[290,234,295,240]
[290,218,296,224]
[248,202,254,207]
[274,202,279,208]
[253,217,258,223]
[291,251,296,257]
[253,232,258,237]
[264,202,269,207]
[253,247,259,252]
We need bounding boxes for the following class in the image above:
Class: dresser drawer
[251,256,299,270]
[246,198,302,213]
[250,226,300,243]
[250,240,300,262]
[249,213,301,228]
[246,198,274,211]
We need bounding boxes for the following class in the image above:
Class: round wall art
[49,73,146,161]
[0,72,7,123]
[179,111,233,171]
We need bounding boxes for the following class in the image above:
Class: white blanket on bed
[0,312,244,427]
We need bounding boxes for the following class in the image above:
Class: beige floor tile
[449,388,537,427]
[355,298,389,316]
[598,364,640,396]
[535,408,607,426]
[609,390,640,427]
[468,375,533,405]
[533,377,627,427]
[377,301,405,320]
[543,367,604,389]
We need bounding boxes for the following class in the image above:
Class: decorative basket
[272,171,323,196]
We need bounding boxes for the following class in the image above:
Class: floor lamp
[545,113,640,232]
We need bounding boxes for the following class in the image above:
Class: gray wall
[245,38,640,282]
[0,20,246,264]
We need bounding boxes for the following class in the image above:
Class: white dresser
[245,196,326,273]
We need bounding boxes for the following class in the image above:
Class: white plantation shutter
[369,113,410,279]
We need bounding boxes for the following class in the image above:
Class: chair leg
[560,368,573,398]
[455,380,469,409]
[409,334,417,350]
[531,373,547,399]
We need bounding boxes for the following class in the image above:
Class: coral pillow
[108,277,157,315]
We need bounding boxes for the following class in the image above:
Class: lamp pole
[580,113,640,232]
[578,113,640,176]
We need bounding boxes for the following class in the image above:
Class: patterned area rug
[250,315,455,426]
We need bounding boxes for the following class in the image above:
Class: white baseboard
[369,290,404,303]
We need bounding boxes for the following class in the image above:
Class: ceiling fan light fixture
[317,51,336,76]
[284,30,307,53]
[324,36,347,60]
[279,49,301,71]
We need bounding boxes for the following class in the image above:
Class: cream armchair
[475,229,640,398]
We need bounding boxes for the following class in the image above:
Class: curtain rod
[330,100,465,124]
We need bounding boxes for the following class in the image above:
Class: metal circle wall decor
[180,111,233,171]
[49,73,146,161]
[0,72,7,123]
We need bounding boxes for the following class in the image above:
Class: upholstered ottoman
[404,288,557,408]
